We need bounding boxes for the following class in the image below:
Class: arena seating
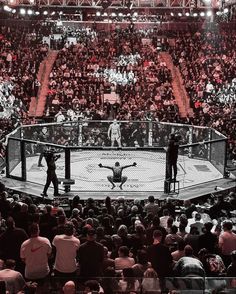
[169,31,236,160]
[45,29,179,123]
[0,23,236,293]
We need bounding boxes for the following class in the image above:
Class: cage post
[65,148,71,192]
[21,140,26,181]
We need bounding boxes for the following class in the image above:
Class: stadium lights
[20,8,26,15]
[27,9,33,15]
[3,5,12,12]
[206,11,212,16]
[200,11,205,16]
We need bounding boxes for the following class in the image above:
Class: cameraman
[41,151,60,197]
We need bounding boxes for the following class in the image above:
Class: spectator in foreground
[78,228,104,278]
[0,259,25,294]
[147,230,173,289]
[142,267,161,294]
[52,222,80,277]
[118,267,139,293]
[227,250,236,277]
[62,280,76,294]
[219,220,236,267]
[114,246,135,271]
[0,217,28,274]
[20,223,52,281]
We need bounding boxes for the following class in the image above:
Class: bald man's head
[63,281,75,294]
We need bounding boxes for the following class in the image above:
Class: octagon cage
[6,120,227,195]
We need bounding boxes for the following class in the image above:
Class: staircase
[159,52,194,118]
[29,50,58,117]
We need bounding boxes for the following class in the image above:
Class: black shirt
[147,243,173,278]
[78,240,104,277]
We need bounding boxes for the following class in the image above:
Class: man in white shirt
[53,222,80,276]
[20,223,52,280]
[55,110,65,123]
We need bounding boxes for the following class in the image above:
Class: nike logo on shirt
[31,246,43,253]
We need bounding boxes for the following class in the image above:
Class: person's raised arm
[107,125,111,139]
[98,163,112,170]
[122,162,137,169]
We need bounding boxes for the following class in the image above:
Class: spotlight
[43,11,48,15]
[193,12,198,17]
[103,12,108,16]
[35,11,40,15]
[185,12,190,16]
[223,8,229,13]
[9,0,14,3]
[20,8,26,15]
[206,11,212,16]
[133,12,138,17]
[178,12,182,16]
[118,12,123,17]
[170,12,174,16]
[200,12,205,16]
[59,11,63,15]
[3,5,12,12]
[96,11,101,16]
[27,9,33,15]
[29,0,34,3]
[51,11,55,16]
[111,12,116,17]
[216,11,221,15]
[12,9,16,14]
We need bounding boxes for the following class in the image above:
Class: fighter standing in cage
[98,162,137,189]
[166,133,180,182]
[37,127,49,167]
[41,150,60,197]
[108,119,121,147]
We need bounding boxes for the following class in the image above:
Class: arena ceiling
[2,0,221,9]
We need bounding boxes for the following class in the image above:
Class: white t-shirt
[20,236,52,280]
[114,257,135,271]
[52,234,80,273]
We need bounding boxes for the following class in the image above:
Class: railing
[27,276,236,294]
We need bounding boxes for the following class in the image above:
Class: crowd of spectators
[0,185,236,293]
[0,25,48,158]
[45,28,179,125]
[169,30,236,160]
